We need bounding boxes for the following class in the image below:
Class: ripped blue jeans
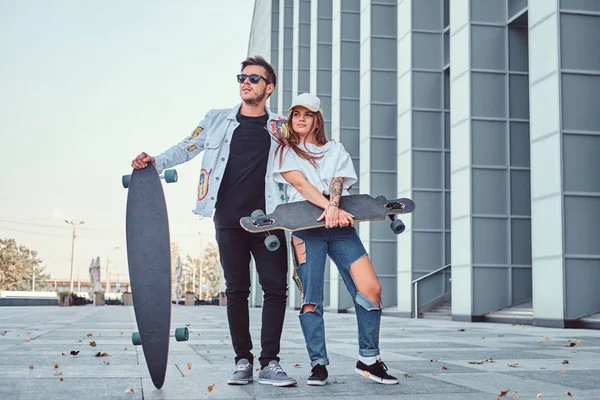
[291,226,381,367]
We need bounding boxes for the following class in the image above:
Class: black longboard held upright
[122,164,189,389]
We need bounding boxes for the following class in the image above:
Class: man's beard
[243,87,267,106]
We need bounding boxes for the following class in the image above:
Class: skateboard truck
[383,201,406,234]
[122,168,178,189]
[253,216,275,227]
[131,327,189,346]
[385,201,406,211]
[251,210,280,251]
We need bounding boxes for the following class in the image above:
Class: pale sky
[0,0,256,283]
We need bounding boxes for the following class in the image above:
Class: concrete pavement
[1,305,600,399]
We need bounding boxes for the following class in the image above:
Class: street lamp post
[106,246,119,295]
[198,232,204,300]
[65,220,84,293]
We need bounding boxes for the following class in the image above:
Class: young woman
[272,93,398,386]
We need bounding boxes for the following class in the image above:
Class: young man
[131,56,296,387]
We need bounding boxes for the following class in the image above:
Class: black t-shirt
[213,111,271,228]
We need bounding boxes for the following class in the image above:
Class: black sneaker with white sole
[355,360,399,384]
[307,364,328,386]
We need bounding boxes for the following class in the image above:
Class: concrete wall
[248,0,600,326]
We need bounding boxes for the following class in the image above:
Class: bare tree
[182,243,222,299]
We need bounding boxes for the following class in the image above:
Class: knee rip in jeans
[300,303,317,315]
[291,236,306,266]
[355,291,382,312]
[349,254,382,308]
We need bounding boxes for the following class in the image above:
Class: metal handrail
[412,264,451,319]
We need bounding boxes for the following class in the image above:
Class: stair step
[421,312,452,321]
[429,309,451,314]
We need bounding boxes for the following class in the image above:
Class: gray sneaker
[258,360,297,387]
[227,359,253,385]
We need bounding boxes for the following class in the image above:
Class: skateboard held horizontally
[239,194,415,251]
[122,164,189,389]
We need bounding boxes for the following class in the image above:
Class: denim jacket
[153,103,288,217]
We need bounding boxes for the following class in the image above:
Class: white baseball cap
[288,92,323,114]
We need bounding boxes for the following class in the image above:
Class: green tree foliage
[0,238,50,291]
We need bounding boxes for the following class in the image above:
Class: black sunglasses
[237,74,270,85]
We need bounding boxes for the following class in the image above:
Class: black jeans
[216,228,288,367]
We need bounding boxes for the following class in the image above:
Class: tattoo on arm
[328,177,343,207]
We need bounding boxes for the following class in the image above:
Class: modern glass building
[246,0,600,329]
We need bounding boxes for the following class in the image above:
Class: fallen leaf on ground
[506,363,519,368]
[52,362,59,369]
[59,377,64,382]
[124,388,135,393]
[545,337,551,341]
[89,341,97,347]
[469,357,494,364]
[403,373,412,378]
[441,366,448,370]
[120,332,123,335]
[293,363,301,367]
[536,393,543,398]
[197,333,203,336]
[26,332,31,335]
[333,379,346,384]
[95,352,109,357]
[1,331,7,336]
[87,333,93,337]
[497,389,510,398]
[458,329,465,332]
[185,323,190,326]
[207,384,215,392]
[103,361,110,365]
[70,350,79,356]
[54,371,63,376]
[537,340,543,344]
[562,360,569,364]
[564,343,576,347]
[482,336,486,339]
[123,348,127,351]
[187,363,192,370]
[564,392,573,397]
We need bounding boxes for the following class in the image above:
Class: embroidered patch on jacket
[187,145,198,152]
[188,126,204,140]
[269,118,288,139]
[197,169,211,201]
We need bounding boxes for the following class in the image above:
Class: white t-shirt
[272,141,358,203]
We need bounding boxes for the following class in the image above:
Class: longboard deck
[125,164,172,389]
[240,194,415,233]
